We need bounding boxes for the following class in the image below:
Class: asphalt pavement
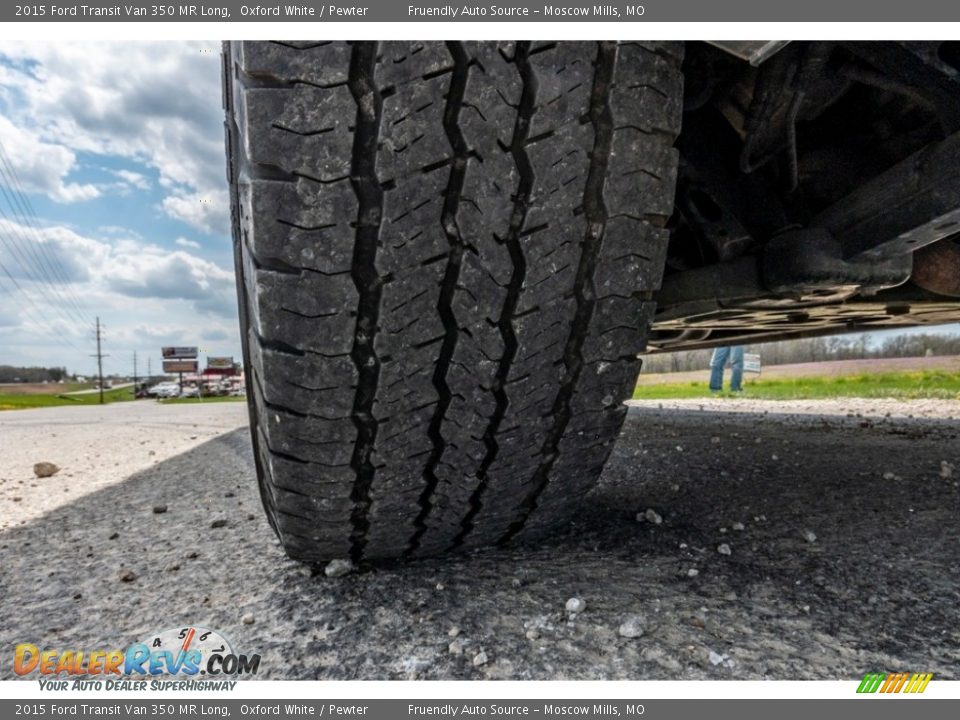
[1,399,958,680]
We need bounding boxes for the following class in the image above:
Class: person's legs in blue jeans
[729,346,745,391]
[709,346,730,391]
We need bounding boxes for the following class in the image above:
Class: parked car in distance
[179,385,200,398]
[147,382,180,398]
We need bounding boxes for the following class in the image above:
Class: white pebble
[473,651,488,667]
[882,471,896,480]
[709,650,729,666]
[241,614,255,625]
[644,509,663,525]
[324,558,355,578]
[803,530,817,543]
[618,615,646,638]
[525,628,540,641]
[717,543,732,556]
[448,626,461,637]
[687,568,699,577]
[565,597,586,613]
[448,639,464,656]
[732,522,745,531]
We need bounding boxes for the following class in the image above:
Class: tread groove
[407,41,473,556]
[345,42,386,562]
[500,41,618,544]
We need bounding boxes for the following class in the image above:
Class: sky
[0,41,236,378]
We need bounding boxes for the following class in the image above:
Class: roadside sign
[162,359,199,373]
[207,356,234,370]
[162,346,198,359]
[744,353,762,374]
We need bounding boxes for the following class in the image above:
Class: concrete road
[1,399,958,680]
[0,400,248,531]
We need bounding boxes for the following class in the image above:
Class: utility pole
[133,351,138,398]
[91,317,108,405]
[147,356,152,385]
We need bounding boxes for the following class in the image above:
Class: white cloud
[0,115,100,202]
[0,216,240,372]
[0,42,227,232]
[0,217,235,317]
[174,237,201,249]
[0,217,102,283]
[105,247,236,316]
[110,168,150,190]
[162,188,230,236]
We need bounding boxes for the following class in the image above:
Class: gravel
[565,597,586,613]
[709,650,729,666]
[618,615,647,638]
[1,399,958,680]
[643,508,663,525]
[324,559,355,578]
[33,462,59,478]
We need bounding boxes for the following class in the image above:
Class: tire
[224,41,682,563]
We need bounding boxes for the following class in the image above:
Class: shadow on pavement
[1,409,958,680]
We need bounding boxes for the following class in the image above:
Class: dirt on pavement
[1,399,958,680]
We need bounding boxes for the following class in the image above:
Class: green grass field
[633,370,960,401]
[0,386,137,410]
[158,396,245,405]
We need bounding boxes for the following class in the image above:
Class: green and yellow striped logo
[857,672,933,694]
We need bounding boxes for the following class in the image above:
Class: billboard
[162,359,199,374]
[207,356,234,370]
[162,346,198,359]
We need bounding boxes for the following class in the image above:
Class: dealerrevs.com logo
[14,627,260,690]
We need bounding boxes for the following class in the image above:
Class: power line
[0,143,93,326]
[0,139,95,359]
[0,153,93,325]
[0,210,91,332]
[0,247,87,356]
[0,141,90,301]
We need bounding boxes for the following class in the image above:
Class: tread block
[242,84,355,180]
[243,179,356,275]
[238,41,351,87]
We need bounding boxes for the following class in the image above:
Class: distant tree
[641,330,960,373]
